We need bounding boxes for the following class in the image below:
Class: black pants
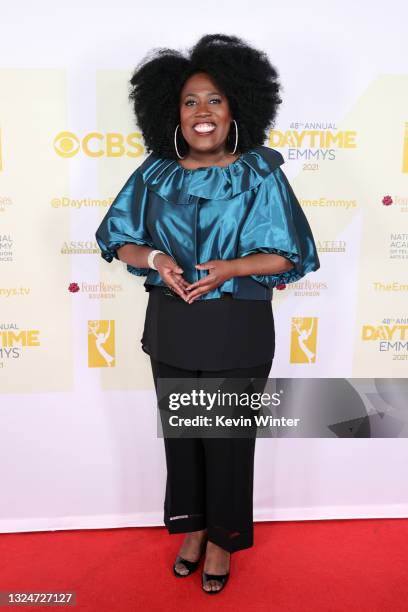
[149,356,272,553]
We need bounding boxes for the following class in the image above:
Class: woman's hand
[184,260,235,304]
[154,253,191,301]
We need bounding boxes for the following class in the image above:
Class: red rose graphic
[68,282,80,293]
[276,283,286,290]
[382,195,393,206]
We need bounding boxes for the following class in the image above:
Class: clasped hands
[154,253,234,304]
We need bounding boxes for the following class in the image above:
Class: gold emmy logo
[290,317,318,364]
[88,320,116,368]
[403,122,408,173]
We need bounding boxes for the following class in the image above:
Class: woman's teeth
[193,123,216,133]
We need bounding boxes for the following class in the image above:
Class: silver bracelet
[147,249,165,270]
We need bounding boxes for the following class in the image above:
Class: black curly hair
[129,33,283,159]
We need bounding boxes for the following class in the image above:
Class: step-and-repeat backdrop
[1,1,407,532]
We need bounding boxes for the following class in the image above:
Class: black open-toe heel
[173,536,208,577]
[202,570,230,594]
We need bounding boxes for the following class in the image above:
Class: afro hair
[128,33,283,159]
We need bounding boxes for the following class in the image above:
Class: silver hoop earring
[228,119,238,155]
[174,124,185,159]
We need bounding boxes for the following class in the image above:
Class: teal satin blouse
[95,145,320,300]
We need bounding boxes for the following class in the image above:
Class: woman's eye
[185,98,221,106]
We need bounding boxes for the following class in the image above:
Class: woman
[95,33,320,594]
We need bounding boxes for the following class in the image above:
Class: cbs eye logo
[54,132,80,157]
[53,131,144,158]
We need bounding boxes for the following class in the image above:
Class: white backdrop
[0,0,407,533]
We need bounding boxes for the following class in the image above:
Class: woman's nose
[195,102,211,114]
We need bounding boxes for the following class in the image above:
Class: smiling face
[179,71,234,158]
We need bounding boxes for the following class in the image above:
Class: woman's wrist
[147,249,165,270]
[226,258,243,278]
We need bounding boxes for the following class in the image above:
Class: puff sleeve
[237,167,320,287]
[95,169,155,276]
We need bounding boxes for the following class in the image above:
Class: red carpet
[1,519,407,611]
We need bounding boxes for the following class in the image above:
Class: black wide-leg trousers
[149,356,272,553]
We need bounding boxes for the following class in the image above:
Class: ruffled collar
[139,145,285,204]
